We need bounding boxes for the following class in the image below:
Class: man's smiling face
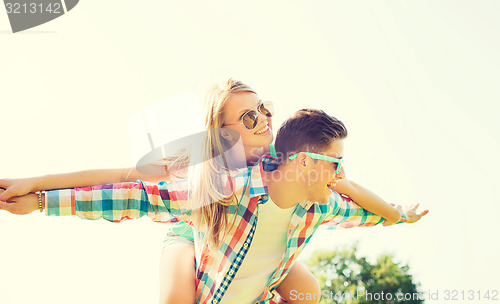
[303,139,345,204]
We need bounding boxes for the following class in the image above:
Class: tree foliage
[305,244,423,304]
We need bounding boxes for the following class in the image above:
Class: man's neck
[264,166,306,209]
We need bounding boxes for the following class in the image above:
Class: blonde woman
[0,79,413,304]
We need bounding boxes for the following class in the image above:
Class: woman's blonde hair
[189,78,257,249]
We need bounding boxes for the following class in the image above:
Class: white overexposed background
[1,1,498,303]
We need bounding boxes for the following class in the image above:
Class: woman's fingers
[0,179,34,202]
[0,189,15,212]
[0,179,11,201]
[0,187,14,202]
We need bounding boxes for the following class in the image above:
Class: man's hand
[0,188,40,215]
[402,203,429,223]
[0,177,38,202]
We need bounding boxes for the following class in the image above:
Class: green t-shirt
[169,221,195,241]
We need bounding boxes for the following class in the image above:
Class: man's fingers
[413,209,429,221]
[0,200,32,215]
[419,209,429,217]
[406,203,421,211]
[0,200,12,212]
[0,200,20,214]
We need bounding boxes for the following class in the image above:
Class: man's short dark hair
[274,109,348,162]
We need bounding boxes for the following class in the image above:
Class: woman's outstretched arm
[0,168,169,202]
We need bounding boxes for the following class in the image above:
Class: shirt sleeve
[44,179,192,223]
[321,191,406,229]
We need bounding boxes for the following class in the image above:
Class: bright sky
[1,1,499,303]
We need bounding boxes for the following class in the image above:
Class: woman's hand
[0,177,39,202]
[0,188,40,215]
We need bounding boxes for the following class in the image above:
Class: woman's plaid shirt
[45,156,394,304]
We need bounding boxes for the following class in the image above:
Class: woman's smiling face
[222,92,273,151]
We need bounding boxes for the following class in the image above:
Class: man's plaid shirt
[45,155,392,304]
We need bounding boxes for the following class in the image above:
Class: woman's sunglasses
[225,101,274,130]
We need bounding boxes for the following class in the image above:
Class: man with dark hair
[275,109,348,163]
[0,109,427,304]
[269,108,349,206]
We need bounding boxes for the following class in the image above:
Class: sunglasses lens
[335,160,343,174]
[259,101,274,117]
[242,110,258,129]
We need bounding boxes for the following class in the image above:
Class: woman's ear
[221,129,233,141]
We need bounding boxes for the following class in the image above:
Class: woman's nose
[256,111,268,124]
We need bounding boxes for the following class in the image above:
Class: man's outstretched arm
[321,190,428,228]
[0,180,191,224]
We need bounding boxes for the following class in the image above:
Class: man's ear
[296,152,308,167]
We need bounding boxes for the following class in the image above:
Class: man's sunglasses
[225,101,274,130]
[289,152,344,174]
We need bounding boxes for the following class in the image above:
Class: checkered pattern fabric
[45,157,391,304]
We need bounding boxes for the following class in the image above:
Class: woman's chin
[252,134,273,146]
